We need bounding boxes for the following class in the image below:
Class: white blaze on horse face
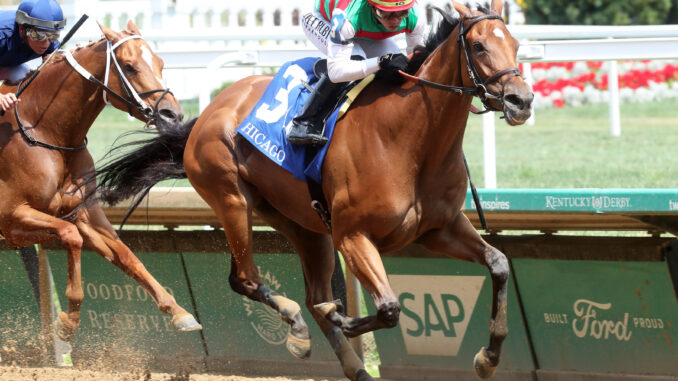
[140,45,164,85]
[493,28,505,39]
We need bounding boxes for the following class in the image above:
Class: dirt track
[0,366,345,381]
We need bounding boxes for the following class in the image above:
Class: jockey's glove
[377,53,409,84]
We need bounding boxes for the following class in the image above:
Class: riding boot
[287,74,347,146]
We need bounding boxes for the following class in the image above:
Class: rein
[399,11,522,115]
[13,81,88,151]
[14,34,171,151]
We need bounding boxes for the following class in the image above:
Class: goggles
[372,7,409,20]
[26,28,60,42]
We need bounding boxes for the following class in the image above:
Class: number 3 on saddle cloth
[235,57,371,184]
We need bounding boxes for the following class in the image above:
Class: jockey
[0,0,66,111]
[288,0,425,146]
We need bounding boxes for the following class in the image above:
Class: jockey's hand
[377,53,409,84]
[0,93,19,111]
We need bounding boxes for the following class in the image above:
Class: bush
[522,0,673,25]
[211,81,235,100]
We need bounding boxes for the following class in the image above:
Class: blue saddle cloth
[235,57,342,184]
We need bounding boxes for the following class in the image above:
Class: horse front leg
[417,212,509,379]
[76,205,201,332]
[9,205,85,341]
[315,232,400,338]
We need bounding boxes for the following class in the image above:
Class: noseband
[399,9,522,114]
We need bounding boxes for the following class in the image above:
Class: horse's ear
[452,0,471,17]
[430,6,457,25]
[490,0,504,16]
[126,20,142,36]
[97,21,119,42]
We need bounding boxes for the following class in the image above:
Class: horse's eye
[124,63,137,74]
[472,42,485,53]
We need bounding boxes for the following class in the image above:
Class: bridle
[65,34,172,125]
[14,34,171,151]
[399,7,522,114]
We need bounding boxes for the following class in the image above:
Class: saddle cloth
[235,57,373,183]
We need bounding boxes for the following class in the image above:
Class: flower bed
[523,60,678,109]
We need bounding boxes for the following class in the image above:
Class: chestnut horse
[0,21,201,342]
[96,2,531,380]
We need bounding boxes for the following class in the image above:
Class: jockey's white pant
[0,58,41,83]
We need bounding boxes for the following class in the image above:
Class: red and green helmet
[366,0,416,12]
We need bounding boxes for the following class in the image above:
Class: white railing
[57,0,462,49]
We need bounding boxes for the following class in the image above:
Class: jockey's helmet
[366,0,416,12]
[15,0,66,31]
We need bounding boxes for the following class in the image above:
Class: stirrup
[287,120,328,146]
[287,132,328,146]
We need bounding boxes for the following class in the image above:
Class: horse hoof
[54,312,78,342]
[354,369,374,381]
[473,347,497,379]
[286,332,311,360]
[172,313,202,332]
[286,312,311,360]
[313,299,343,318]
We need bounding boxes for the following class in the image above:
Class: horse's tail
[95,118,197,222]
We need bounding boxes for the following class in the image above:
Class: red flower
[587,61,603,70]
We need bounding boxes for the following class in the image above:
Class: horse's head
[447,0,533,125]
[99,21,183,126]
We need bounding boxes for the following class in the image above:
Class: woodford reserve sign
[48,250,204,369]
[48,249,341,376]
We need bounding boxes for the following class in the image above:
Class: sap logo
[400,293,465,337]
[389,275,485,356]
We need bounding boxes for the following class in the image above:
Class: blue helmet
[15,0,66,31]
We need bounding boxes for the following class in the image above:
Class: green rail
[464,189,678,213]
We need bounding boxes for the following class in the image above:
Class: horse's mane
[51,39,103,64]
[406,5,490,74]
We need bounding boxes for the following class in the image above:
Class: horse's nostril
[504,93,533,111]
[503,94,523,109]
[159,108,182,122]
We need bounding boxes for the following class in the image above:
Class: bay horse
[0,20,201,342]
[95,2,532,380]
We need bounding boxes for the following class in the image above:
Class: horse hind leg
[326,327,373,381]
[267,213,371,381]
[417,212,509,379]
[9,206,86,341]
[227,256,311,360]
[244,281,312,360]
[211,196,312,360]
[76,205,202,333]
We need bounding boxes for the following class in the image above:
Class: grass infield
[89,98,677,189]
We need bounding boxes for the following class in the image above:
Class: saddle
[311,58,368,124]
